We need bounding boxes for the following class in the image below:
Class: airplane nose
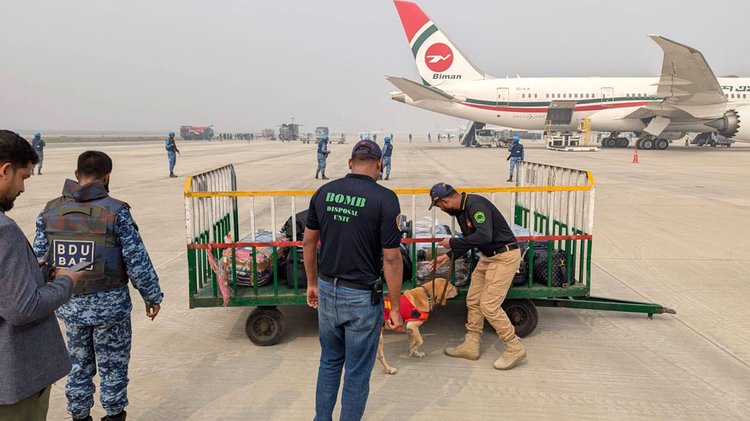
[391,91,406,103]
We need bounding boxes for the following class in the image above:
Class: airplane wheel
[635,139,643,149]
[656,138,669,150]
[641,138,655,150]
[616,138,629,148]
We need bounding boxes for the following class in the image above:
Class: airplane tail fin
[393,1,486,86]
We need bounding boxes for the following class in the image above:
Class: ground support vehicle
[474,128,498,147]
[180,125,215,140]
[692,133,734,147]
[185,162,674,345]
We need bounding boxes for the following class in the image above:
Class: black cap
[351,140,382,158]
[428,183,456,210]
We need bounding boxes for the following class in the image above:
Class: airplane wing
[650,35,726,106]
[624,35,728,121]
[386,76,460,102]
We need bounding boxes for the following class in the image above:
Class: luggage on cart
[281,210,308,241]
[285,248,307,289]
[531,245,575,287]
[222,230,288,287]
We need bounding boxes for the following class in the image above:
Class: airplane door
[497,88,509,107]
[601,87,614,106]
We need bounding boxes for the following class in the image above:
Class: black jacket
[447,193,517,259]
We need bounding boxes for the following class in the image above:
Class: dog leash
[430,245,454,312]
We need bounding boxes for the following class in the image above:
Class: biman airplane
[389,0,750,150]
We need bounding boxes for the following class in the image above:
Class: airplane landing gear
[601,132,630,148]
[636,136,669,150]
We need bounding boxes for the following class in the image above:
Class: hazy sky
[2,0,749,133]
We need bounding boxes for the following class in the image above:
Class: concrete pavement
[11,137,750,420]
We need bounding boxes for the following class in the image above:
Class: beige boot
[444,332,481,360]
[493,336,526,370]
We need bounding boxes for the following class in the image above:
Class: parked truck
[279,124,300,141]
[180,125,215,140]
[475,128,497,147]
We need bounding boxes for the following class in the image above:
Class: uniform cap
[428,182,456,210]
[351,140,382,158]
[512,135,520,142]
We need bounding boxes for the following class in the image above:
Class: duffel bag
[532,247,575,287]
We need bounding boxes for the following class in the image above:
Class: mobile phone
[68,260,94,272]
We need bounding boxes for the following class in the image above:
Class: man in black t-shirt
[304,139,404,421]
[428,182,527,371]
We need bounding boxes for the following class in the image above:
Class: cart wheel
[502,299,538,338]
[246,307,286,346]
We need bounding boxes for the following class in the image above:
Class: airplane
[388,0,750,150]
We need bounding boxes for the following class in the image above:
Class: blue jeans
[315,278,383,421]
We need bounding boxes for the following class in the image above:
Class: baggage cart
[184,162,674,345]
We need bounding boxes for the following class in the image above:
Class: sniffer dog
[377,278,459,375]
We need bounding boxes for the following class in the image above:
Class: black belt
[485,243,519,257]
[319,273,379,291]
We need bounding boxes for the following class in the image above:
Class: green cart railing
[184,162,675,345]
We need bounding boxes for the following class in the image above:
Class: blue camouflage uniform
[316,136,330,178]
[33,180,163,420]
[32,133,46,174]
[382,138,393,179]
[165,135,178,175]
[507,140,524,179]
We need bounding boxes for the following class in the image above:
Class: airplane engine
[707,108,750,141]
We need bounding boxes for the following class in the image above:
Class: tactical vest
[42,194,128,294]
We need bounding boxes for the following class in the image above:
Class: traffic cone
[632,148,639,164]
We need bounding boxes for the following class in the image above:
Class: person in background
[506,135,524,182]
[165,131,180,178]
[316,134,331,180]
[31,132,46,175]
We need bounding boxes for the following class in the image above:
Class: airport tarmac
[11,137,750,420]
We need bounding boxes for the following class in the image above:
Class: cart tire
[246,307,286,346]
[502,299,538,338]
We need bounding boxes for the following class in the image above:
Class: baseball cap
[351,140,382,158]
[428,182,456,210]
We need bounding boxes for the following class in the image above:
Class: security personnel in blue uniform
[31,132,46,175]
[304,139,404,421]
[428,182,526,370]
[316,134,330,180]
[33,151,163,421]
[165,131,180,178]
[506,135,524,182]
[381,135,393,180]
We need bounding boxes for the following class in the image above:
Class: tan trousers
[0,386,50,421]
[465,249,521,341]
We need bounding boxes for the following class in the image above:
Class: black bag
[285,248,307,289]
[532,246,575,287]
[512,241,547,286]
[282,210,308,242]
[400,244,413,282]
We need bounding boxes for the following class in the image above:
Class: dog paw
[386,367,398,375]
[410,350,426,358]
